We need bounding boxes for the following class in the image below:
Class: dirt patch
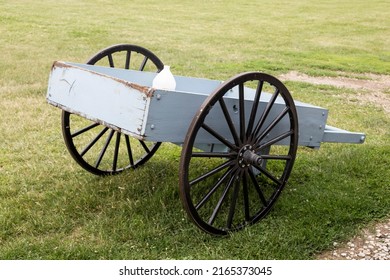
[279,71,390,114]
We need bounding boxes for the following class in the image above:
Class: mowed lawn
[0,0,389,259]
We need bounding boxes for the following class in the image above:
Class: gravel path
[317,219,390,260]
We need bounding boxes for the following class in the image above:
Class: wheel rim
[179,72,299,235]
[61,44,163,175]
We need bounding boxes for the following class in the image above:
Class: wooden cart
[47,44,365,235]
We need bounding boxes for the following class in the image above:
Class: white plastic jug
[152,65,176,90]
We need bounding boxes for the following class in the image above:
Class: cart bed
[47,61,365,148]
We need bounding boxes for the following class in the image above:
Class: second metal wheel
[61,44,164,175]
[179,72,299,235]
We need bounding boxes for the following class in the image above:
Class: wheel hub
[237,145,262,168]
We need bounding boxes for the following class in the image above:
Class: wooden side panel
[46,61,151,138]
[144,87,329,148]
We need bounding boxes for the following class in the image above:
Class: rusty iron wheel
[179,72,299,235]
[61,44,163,175]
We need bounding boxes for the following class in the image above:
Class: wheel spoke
[252,164,282,186]
[256,130,294,151]
[139,140,150,153]
[201,123,237,151]
[243,170,250,221]
[125,51,131,69]
[252,88,279,141]
[139,56,148,71]
[80,127,109,157]
[190,160,234,186]
[125,135,135,167]
[112,132,121,171]
[255,106,290,143]
[219,98,241,146]
[108,54,114,68]
[260,154,292,160]
[208,169,237,225]
[195,166,234,210]
[95,129,115,168]
[191,152,235,158]
[246,81,263,138]
[226,171,241,229]
[239,83,246,142]
[248,169,268,207]
[71,122,100,138]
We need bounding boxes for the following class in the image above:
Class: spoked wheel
[179,72,299,235]
[62,44,164,175]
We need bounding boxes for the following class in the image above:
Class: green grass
[0,0,389,259]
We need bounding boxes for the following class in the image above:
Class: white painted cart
[47,44,365,235]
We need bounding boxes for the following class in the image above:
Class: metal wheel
[62,44,164,175]
[179,72,299,235]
